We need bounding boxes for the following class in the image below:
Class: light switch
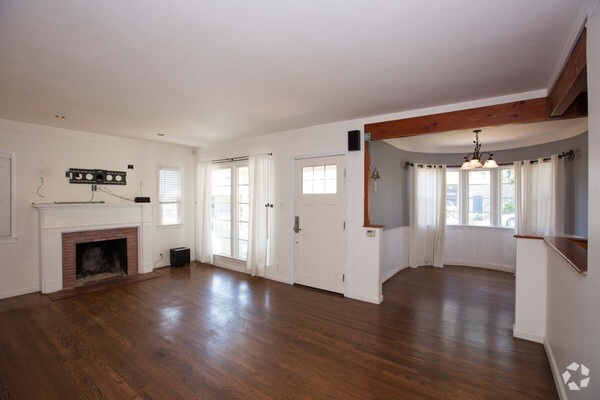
[366,230,376,237]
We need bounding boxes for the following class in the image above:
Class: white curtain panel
[408,165,447,268]
[196,161,213,264]
[515,155,564,237]
[246,154,271,277]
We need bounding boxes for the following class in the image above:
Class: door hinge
[344,168,346,177]
[343,274,345,282]
[343,221,346,230]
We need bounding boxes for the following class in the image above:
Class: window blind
[159,168,181,202]
[0,156,11,237]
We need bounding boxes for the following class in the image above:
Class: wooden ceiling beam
[548,29,587,117]
[365,97,551,141]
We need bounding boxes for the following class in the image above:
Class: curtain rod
[403,150,575,170]
[211,152,273,164]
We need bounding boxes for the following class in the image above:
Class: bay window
[446,166,515,228]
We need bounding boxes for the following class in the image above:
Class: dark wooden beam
[548,29,587,117]
[562,91,588,119]
[365,97,551,141]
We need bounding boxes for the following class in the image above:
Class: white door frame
[289,152,348,295]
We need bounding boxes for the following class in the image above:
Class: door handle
[293,216,302,233]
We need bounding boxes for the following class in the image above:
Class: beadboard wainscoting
[444,226,516,272]
[380,226,409,283]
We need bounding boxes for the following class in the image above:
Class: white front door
[293,155,345,294]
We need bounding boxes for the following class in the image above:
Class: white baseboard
[513,324,544,343]
[445,261,516,273]
[345,291,383,304]
[265,272,292,284]
[381,265,408,283]
[544,336,568,400]
[0,286,39,300]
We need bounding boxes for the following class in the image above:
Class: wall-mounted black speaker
[348,130,361,151]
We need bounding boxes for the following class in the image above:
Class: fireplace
[62,227,138,289]
[77,238,127,282]
[33,203,153,293]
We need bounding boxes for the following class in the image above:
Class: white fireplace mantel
[33,202,153,293]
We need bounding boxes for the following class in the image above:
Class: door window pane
[238,222,249,240]
[303,165,337,194]
[238,240,248,260]
[211,164,251,261]
[468,170,491,226]
[211,168,232,257]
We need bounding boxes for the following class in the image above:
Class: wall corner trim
[544,336,569,400]
[345,292,383,304]
[513,324,545,343]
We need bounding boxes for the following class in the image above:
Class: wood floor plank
[0,263,557,399]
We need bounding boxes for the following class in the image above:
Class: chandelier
[460,129,498,169]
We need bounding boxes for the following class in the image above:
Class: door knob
[293,216,302,233]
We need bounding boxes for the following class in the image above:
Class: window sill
[447,225,515,232]
[157,224,183,230]
[0,236,17,244]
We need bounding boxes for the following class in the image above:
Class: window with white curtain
[468,170,491,226]
[445,166,514,228]
[0,152,15,243]
[211,163,249,260]
[158,167,182,226]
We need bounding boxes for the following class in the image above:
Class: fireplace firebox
[76,238,127,282]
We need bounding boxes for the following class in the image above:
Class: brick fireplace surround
[62,227,139,289]
[33,203,153,293]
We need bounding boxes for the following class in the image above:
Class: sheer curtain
[514,155,564,236]
[196,161,213,264]
[246,154,271,277]
[408,165,447,268]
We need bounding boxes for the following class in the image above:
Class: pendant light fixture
[460,129,498,169]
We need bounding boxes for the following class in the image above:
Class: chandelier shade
[460,129,498,170]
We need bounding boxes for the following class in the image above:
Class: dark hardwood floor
[0,264,557,399]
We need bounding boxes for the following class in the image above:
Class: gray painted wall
[370,132,588,237]
[369,142,410,229]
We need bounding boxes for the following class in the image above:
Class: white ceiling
[384,117,588,153]
[0,0,586,147]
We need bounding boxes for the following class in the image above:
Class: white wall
[380,226,409,283]
[0,119,196,299]
[380,225,515,287]
[544,3,600,399]
[514,238,547,344]
[444,226,516,272]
